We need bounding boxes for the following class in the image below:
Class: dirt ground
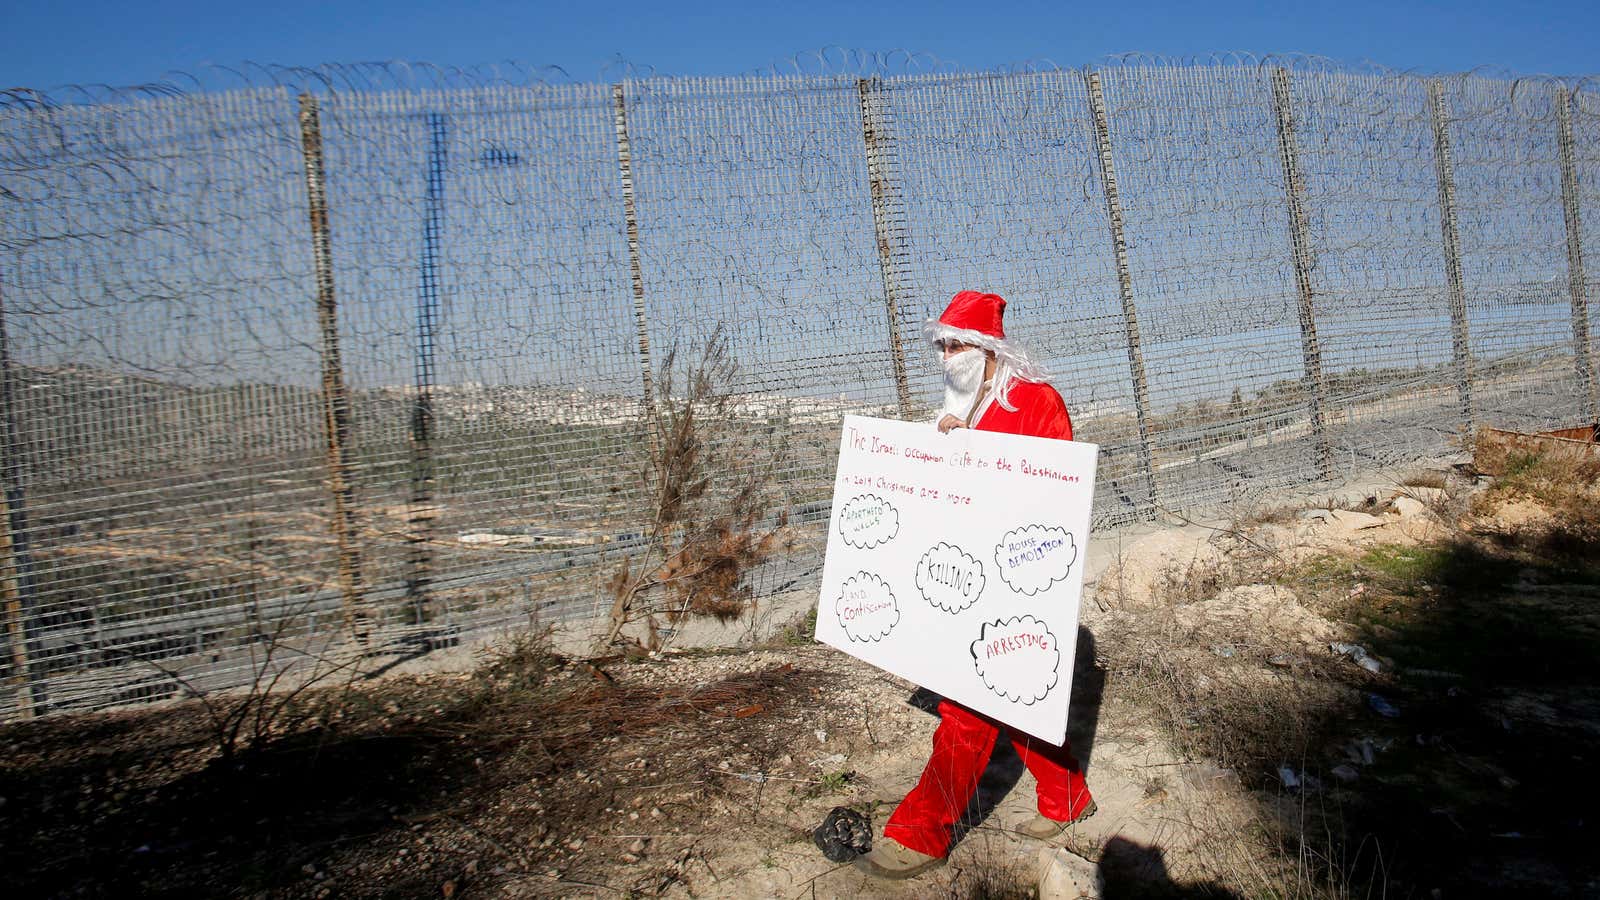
[5,450,1599,899]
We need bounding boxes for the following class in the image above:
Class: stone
[1392,496,1430,518]
[1037,846,1098,899]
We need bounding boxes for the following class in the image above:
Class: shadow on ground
[1098,836,1240,899]
[1220,528,1600,897]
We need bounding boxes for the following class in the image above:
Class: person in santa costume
[854,290,1096,880]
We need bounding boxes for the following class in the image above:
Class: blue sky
[2,0,1597,91]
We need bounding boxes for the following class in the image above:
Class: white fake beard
[941,349,987,421]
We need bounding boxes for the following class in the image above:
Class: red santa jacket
[972,380,1074,441]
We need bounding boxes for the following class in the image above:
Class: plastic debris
[812,806,872,862]
[1331,764,1360,783]
[1268,653,1293,667]
[1345,738,1376,765]
[1331,642,1383,673]
[1212,644,1237,658]
[1366,693,1401,718]
[1278,767,1323,792]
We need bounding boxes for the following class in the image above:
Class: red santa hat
[924,291,1049,400]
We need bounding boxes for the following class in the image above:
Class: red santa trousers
[883,698,1093,858]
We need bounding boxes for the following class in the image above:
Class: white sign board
[815,415,1099,745]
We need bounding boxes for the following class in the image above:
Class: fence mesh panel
[2,59,1597,719]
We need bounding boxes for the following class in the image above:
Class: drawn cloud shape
[915,542,986,614]
[993,525,1078,596]
[970,615,1061,705]
[835,571,900,643]
[836,494,901,550]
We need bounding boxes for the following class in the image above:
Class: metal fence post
[298,93,370,647]
[1084,70,1159,517]
[612,84,660,427]
[405,111,446,627]
[1269,67,1334,478]
[1556,85,1599,423]
[0,282,45,717]
[857,77,915,420]
[1427,79,1478,436]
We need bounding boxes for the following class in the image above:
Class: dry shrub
[1231,501,1300,529]
[601,328,792,651]
[1151,556,1247,606]
[1399,470,1447,490]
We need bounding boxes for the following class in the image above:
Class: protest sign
[815,415,1098,744]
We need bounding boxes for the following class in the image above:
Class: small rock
[650,807,663,818]
[1212,644,1237,658]
[1037,846,1099,899]
[1392,496,1430,518]
[628,838,647,855]
[1268,653,1293,667]
[441,880,457,899]
[621,852,640,863]
[566,839,584,851]
[814,729,828,743]
[302,863,317,876]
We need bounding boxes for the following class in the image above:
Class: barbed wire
[0,54,1596,720]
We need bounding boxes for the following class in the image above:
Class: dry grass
[1098,442,1600,897]
[947,834,1037,900]
[1472,447,1600,562]
[2,628,841,898]
[1398,470,1447,490]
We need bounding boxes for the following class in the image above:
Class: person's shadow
[905,624,1106,848]
[1098,836,1241,899]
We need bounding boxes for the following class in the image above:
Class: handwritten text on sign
[815,415,1099,745]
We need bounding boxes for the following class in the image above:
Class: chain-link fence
[2,56,1596,719]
